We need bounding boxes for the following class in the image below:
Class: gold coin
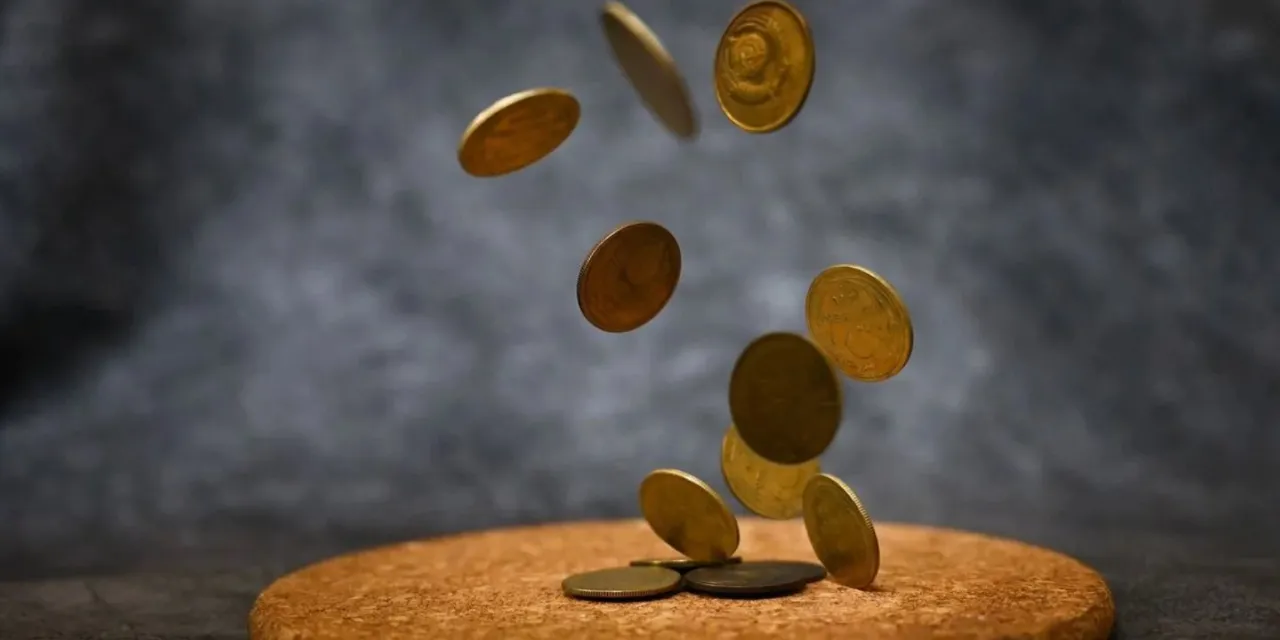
[713,0,816,133]
[457,88,580,177]
[561,565,682,600]
[721,424,820,519]
[802,473,880,588]
[630,556,742,572]
[727,332,842,465]
[805,264,914,382]
[600,1,698,139]
[639,469,740,562]
[577,221,682,333]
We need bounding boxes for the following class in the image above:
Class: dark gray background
[0,0,1278,580]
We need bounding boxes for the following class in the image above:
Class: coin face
[561,565,683,600]
[600,2,698,139]
[713,0,815,133]
[630,556,742,572]
[721,424,820,519]
[727,332,842,465]
[457,88,580,177]
[802,473,880,588]
[577,221,682,333]
[683,561,824,596]
[805,264,913,382]
[639,469,740,562]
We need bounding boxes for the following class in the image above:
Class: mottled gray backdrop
[1,0,1278,578]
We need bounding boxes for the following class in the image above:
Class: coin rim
[638,468,741,560]
[713,0,817,134]
[804,264,914,382]
[600,1,698,139]
[456,87,581,177]
[682,561,814,595]
[576,221,682,333]
[629,556,743,571]
[561,565,683,599]
[801,473,881,588]
[720,424,819,519]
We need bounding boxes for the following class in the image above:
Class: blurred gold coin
[457,88,580,177]
[561,565,682,600]
[713,0,815,133]
[639,469,740,562]
[805,264,913,382]
[727,332,842,465]
[802,473,880,588]
[721,424,819,519]
[577,221,682,333]
[600,1,698,139]
[630,556,741,572]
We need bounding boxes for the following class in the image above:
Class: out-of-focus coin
[713,0,815,133]
[561,565,683,600]
[639,469,740,561]
[457,88,580,177]
[630,556,742,572]
[727,332,842,464]
[805,264,913,382]
[802,473,880,588]
[721,424,819,519]
[683,561,824,596]
[577,221,682,333]
[600,1,698,139]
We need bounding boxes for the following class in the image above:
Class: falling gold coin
[805,264,914,382]
[727,332,842,465]
[639,469,740,562]
[600,1,698,139]
[720,424,820,519]
[577,221,682,333]
[457,88,580,177]
[713,0,816,133]
[802,473,880,589]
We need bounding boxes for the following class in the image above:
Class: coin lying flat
[803,473,880,588]
[577,221,682,333]
[639,469,740,562]
[600,1,698,139]
[630,556,742,572]
[684,561,824,596]
[713,0,816,133]
[727,332,843,465]
[562,565,683,600]
[721,424,820,519]
[457,88,580,177]
[805,264,913,382]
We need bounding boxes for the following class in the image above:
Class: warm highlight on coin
[600,1,698,139]
[639,469,740,561]
[803,473,880,589]
[561,565,683,600]
[457,88,581,177]
[805,264,914,382]
[577,221,682,333]
[714,0,816,133]
[721,424,820,519]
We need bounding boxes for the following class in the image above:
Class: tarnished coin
[577,221,682,333]
[457,88,580,177]
[639,469,740,562]
[805,264,913,382]
[600,1,698,139]
[721,424,820,519]
[802,473,880,588]
[684,561,824,596]
[630,556,742,572]
[727,332,842,465]
[562,565,683,600]
[713,0,816,133]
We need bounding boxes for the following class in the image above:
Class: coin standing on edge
[802,473,880,588]
[562,565,683,600]
[457,88,581,178]
[600,1,699,139]
[577,221,682,333]
[630,556,742,572]
[683,561,824,597]
[721,424,820,519]
[639,469,740,562]
[805,264,914,382]
[713,0,816,133]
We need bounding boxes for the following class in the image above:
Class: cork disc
[250,519,1114,640]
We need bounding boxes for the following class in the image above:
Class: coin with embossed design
[457,88,580,177]
[721,423,819,519]
[803,473,880,588]
[805,264,913,382]
[639,469,740,562]
[577,221,682,333]
[713,0,815,133]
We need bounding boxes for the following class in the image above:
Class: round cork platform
[250,519,1114,639]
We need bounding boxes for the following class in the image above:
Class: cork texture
[249,519,1115,639]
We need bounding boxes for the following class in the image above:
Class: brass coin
[577,221,682,333]
[561,565,683,600]
[639,469,740,562]
[630,556,742,572]
[713,0,816,133]
[600,1,698,139]
[727,332,842,465]
[802,473,880,588]
[684,561,824,596]
[721,424,820,519]
[805,264,914,382]
[457,88,580,177]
